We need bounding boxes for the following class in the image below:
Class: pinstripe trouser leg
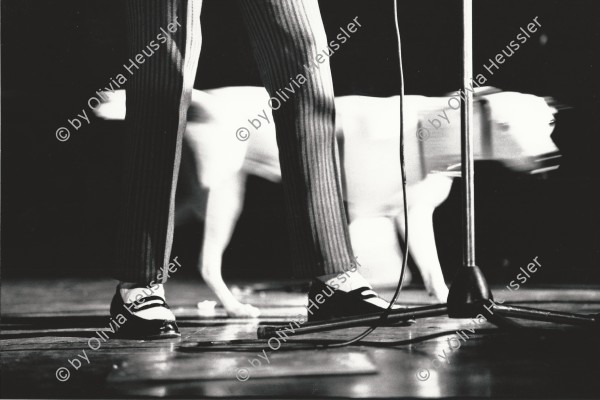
[116,0,354,283]
[116,0,203,283]
[239,0,356,277]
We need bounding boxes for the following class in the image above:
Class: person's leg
[238,1,397,318]
[111,0,203,337]
[238,0,355,278]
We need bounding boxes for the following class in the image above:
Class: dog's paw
[225,302,261,318]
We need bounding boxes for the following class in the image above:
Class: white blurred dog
[95,87,558,317]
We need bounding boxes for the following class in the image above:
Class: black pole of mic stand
[446,0,492,319]
[255,0,598,341]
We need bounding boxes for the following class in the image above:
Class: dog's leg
[347,216,412,288]
[398,205,449,302]
[200,172,261,317]
[395,175,453,302]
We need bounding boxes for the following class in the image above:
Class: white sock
[118,282,175,320]
[318,271,400,309]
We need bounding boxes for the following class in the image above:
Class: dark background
[2,0,599,285]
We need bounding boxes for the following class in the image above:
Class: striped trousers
[116,0,356,283]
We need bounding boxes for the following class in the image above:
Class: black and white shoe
[110,286,180,340]
[306,279,404,323]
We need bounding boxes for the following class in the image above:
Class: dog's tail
[92,90,126,121]
[92,88,217,124]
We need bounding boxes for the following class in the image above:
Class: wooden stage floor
[1,277,599,398]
